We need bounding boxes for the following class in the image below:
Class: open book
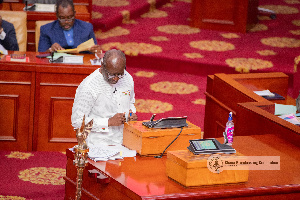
[57,38,95,53]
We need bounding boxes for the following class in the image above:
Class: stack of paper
[69,144,136,162]
[88,144,136,162]
[254,90,275,97]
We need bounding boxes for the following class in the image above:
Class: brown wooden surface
[123,121,202,155]
[236,101,300,147]
[166,150,248,187]
[190,0,259,33]
[0,51,98,151]
[6,1,91,52]
[65,133,300,199]
[204,72,295,139]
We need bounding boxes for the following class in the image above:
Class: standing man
[71,49,138,147]
[0,15,19,51]
[38,0,101,53]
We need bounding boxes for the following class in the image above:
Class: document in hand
[57,38,95,53]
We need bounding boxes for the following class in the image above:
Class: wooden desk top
[66,134,300,199]
[0,51,99,74]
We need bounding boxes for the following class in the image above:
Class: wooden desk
[64,134,300,199]
[190,0,259,33]
[3,0,92,51]
[204,72,296,139]
[0,51,98,151]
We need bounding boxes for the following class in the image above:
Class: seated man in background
[71,49,138,147]
[0,15,19,52]
[38,0,101,53]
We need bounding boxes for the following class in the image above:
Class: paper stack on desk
[88,144,136,162]
[254,90,275,97]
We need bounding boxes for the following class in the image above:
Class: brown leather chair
[0,11,27,52]
[35,20,53,52]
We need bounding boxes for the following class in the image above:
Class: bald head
[101,49,126,84]
[103,49,126,68]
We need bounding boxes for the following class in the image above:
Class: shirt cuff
[92,117,109,133]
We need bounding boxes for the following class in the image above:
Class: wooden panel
[204,92,233,138]
[204,73,295,139]
[35,73,89,151]
[0,81,33,151]
[0,95,18,141]
[0,3,12,10]
[201,0,236,25]
[236,102,300,146]
[36,84,78,151]
[190,0,258,33]
[49,97,76,142]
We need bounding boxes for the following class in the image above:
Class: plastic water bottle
[225,112,234,145]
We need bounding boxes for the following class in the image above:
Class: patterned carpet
[1,0,300,199]
[93,0,300,89]
[0,151,66,199]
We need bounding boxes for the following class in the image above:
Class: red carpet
[127,67,207,129]
[93,0,300,97]
[0,151,66,199]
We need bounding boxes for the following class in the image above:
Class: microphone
[150,114,156,122]
[113,88,117,93]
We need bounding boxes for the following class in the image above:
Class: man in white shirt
[0,15,19,52]
[71,49,138,146]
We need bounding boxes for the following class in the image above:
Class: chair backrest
[0,11,27,52]
[35,20,53,52]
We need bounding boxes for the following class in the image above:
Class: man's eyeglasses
[103,67,124,79]
[58,16,75,23]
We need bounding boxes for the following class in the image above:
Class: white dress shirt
[0,29,7,53]
[71,68,136,146]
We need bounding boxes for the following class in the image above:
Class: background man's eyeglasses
[58,17,75,23]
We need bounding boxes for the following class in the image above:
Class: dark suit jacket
[38,19,97,52]
[0,20,19,51]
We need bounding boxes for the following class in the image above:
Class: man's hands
[128,110,138,121]
[48,43,65,52]
[108,111,138,126]
[89,44,101,54]
[108,113,126,126]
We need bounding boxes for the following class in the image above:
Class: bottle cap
[228,112,233,120]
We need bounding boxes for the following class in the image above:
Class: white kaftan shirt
[71,68,136,146]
